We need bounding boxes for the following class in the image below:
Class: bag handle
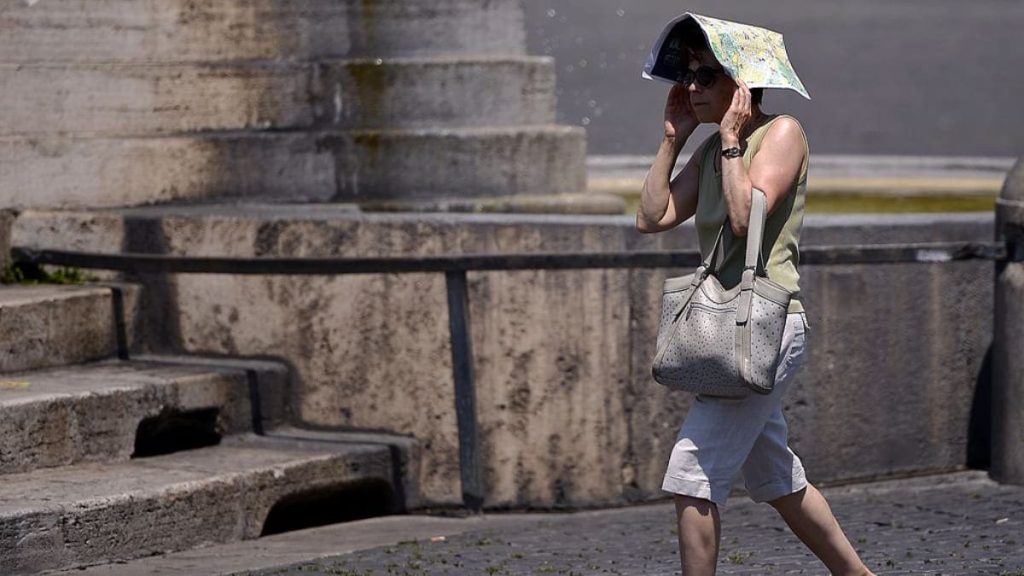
[674,190,770,323]
[736,189,769,325]
[701,191,769,278]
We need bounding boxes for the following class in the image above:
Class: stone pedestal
[0,0,618,213]
[993,158,1024,485]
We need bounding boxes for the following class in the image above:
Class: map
[642,12,810,100]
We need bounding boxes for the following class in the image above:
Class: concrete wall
[10,209,994,508]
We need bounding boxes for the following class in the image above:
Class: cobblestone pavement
[256,472,1024,576]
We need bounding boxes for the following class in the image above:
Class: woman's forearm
[720,136,753,236]
[638,134,687,227]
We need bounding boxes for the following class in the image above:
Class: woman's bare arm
[720,81,806,236]
[636,84,703,233]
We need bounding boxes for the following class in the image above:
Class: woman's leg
[768,484,875,576]
[674,494,721,576]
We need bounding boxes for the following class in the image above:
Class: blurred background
[524,0,1023,158]
[528,1,1024,212]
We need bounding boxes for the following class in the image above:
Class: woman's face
[686,50,737,125]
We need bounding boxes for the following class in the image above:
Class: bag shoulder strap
[735,190,769,325]
[704,190,769,277]
[744,189,769,274]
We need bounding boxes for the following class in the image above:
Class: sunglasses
[679,66,726,88]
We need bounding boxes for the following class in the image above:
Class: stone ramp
[0,356,288,475]
[68,514,536,576]
[0,432,408,575]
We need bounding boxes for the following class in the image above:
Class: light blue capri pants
[662,312,809,506]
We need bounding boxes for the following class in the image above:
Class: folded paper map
[642,13,810,100]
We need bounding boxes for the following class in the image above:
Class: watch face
[722,147,743,158]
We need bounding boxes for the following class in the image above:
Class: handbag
[652,190,792,397]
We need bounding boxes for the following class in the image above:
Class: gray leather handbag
[652,190,792,397]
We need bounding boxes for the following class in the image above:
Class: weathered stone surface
[9,208,996,508]
[470,268,633,506]
[0,133,336,209]
[0,0,525,63]
[0,62,313,137]
[1,126,585,209]
[0,434,398,575]
[0,357,288,475]
[784,262,991,483]
[0,286,117,373]
[0,57,555,136]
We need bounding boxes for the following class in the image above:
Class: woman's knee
[674,494,718,516]
[766,485,809,511]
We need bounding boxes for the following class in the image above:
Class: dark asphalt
[522,0,1024,159]
[257,471,1024,575]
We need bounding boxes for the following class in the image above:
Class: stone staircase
[0,286,417,574]
[0,2,621,562]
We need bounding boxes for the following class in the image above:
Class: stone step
[0,285,136,373]
[0,431,412,574]
[0,356,288,476]
[320,56,556,131]
[0,57,556,136]
[2,126,587,210]
[0,0,525,63]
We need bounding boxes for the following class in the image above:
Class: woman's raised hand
[664,83,699,140]
[719,79,752,146]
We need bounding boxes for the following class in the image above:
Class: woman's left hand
[719,79,751,147]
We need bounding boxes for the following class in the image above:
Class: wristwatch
[721,146,743,159]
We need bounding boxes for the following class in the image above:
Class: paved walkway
[256,472,1024,576]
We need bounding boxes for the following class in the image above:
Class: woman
[635,25,876,576]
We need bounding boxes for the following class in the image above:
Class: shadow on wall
[967,344,993,470]
[122,217,184,353]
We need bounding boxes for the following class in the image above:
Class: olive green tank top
[694,115,809,314]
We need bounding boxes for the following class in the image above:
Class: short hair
[675,20,765,106]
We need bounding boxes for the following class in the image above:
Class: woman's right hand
[664,83,699,140]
